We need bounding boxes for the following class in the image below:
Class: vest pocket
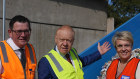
[28,64,36,79]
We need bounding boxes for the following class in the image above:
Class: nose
[20,32,26,36]
[63,40,68,46]
[122,46,126,51]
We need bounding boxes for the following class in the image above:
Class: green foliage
[108,0,140,28]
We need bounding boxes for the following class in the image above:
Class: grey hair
[112,31,133,48]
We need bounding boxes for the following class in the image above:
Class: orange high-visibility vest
[106,58,140,79]
[0,40,37,79]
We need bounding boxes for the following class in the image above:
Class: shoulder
[129,57,140,63]
[38,57,51,72]
[26,43,34,48]
[70,48,78,54]
[38,57,49,65]
[136,61,140,78]
[38,57,56,79]
[71,48,77,51]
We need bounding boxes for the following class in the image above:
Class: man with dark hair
[9,15,31,31]
[0,15,37,79]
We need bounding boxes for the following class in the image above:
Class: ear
[55,35,57,44]
[8,29,12,38]
[71,39,74,45]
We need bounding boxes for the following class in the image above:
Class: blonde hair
[112,31,133,48]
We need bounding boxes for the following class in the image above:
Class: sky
[108,0,112,5]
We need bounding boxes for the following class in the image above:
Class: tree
[107,0,140,28]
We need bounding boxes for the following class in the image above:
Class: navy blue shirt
[38,50,101,79]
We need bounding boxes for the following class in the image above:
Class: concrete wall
[0,0,107,78]
[107,17,114,34]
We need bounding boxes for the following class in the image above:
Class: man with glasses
[0,15,37,79]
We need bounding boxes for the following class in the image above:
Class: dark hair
[9,15,31,31]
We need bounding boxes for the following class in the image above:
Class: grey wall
[0,0,107,78]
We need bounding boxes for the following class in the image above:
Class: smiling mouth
[19,39,27,41]
[121,52,128,55]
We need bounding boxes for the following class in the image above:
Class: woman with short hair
[106,31,140,79]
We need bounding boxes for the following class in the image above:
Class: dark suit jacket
[38,49,101,79]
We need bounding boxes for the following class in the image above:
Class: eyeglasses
[116,44,131,49]
[12,30,30,36]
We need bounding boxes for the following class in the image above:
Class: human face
[116,40,132,61]
[8,22,31,48]
[55,29,74,55]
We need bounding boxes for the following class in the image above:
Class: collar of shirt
[118,55,134,64]
[55,46,75,68]
[55,46,66,58]
[6,38,25,51]
[6,38,25,59]
[55,45,72,61]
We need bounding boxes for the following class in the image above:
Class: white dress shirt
[0,38,24,74]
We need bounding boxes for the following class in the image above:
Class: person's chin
[121,55,130,59]
[19,41,28,46]
[61,50,69,54]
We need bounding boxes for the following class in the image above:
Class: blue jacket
[38,49,101,79]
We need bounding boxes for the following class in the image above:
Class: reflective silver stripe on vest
[27,43,35,64]
[48,53,63,72]
[0,42,8,62]
[71,48,82,69]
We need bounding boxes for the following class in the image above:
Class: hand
[98,42,111,55]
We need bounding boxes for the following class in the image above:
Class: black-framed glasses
[12,30,30,36]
